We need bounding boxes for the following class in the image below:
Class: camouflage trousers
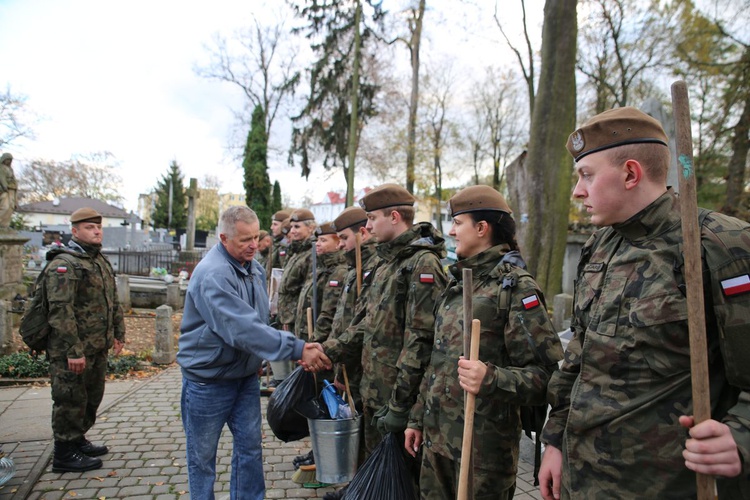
[49,352,107,443]
[420,447,516,500]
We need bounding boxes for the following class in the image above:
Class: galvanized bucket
[307,415,361,484]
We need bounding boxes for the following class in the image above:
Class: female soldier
[404,185,563,499]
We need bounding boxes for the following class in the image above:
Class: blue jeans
[181,375,264,500]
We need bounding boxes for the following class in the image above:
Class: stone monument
[172,177,203,280]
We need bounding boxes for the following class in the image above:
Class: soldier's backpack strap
[495,261,547,486]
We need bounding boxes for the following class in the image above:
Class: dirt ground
[120,310,183,358]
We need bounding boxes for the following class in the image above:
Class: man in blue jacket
[178,206,331,500]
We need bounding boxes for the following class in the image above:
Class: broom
[291,308,327,487]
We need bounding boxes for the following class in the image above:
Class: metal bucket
[307,415,361,484]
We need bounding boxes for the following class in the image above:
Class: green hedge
[0,352,147,379]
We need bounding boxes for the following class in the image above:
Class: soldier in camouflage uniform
[277,208,316,334]
[295,222,348,342]
[255,230,272,267]
[404,185,563,500]
[45,207,126,473]
[270,209,292,270]
[329,206,380,407]
[539,107,750,499]
[320,184,447,467]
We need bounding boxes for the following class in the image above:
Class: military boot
[52,441,102,473]
[78,438,108,457]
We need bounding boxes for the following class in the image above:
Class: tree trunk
[722,90,750,216]
[522,0,577,297]
[405,0,426,194]
[346,1,363,207]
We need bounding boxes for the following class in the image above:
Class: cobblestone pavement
[1,365,542,499]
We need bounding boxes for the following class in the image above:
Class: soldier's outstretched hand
[539,444,562,500]
[300,342,332,372]
[679,415,742,478]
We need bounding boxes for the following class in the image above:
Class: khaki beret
[258,229,270,240]
[273,209,292,222]
[567,106,669,162]
[332,206,367,232]
[315,222,337,236]
[70,207,103,224]
[359,183,415,211]
[290,208,315,222]
[449,185,512,216]
[280,218,291,235]
[0,153,12,164]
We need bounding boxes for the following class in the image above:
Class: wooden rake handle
[457,319,480,500]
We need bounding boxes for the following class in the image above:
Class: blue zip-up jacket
[177,243,306,382]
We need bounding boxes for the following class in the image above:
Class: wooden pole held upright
[671,79,716,500]
[355,232,363,297]
[457,319,481,500]
[460,268,474,499]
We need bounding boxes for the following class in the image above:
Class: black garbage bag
[344,433,418,500]
[266,366,317,442]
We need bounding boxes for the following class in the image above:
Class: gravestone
[0,230,29,354]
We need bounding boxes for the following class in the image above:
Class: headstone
[0,300,14,355]
[166,283,183,310]
[116,274,131,312]
[153,304,175,364]
[552,293,573,332]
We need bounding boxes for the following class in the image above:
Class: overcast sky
[0,0,543,213]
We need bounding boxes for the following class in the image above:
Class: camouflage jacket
[324,222,448,413]
[330,239,380,341]
[271,234,288,270]
[409,245,562,473]
[277,238,312,326]
[256,247,269,268]
[45,239,125,359]
[542,190,750,499]
[295,249,348,342]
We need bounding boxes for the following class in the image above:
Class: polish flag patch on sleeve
[280,250,286,256]
[56,266,68,273]
[419,273,435,284]
[721,274,750,297]
[522,294,540,310]
[328,280,340,287]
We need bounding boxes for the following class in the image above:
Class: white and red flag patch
[522,294,540,310]
[56,266,68,273]
[419,273,435,284]
[721,274,750,297]
[328,280,340,287]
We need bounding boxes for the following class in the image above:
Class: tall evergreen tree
[243,105,273,230]
[153,161,187,231]
[271,181,282,215]
[288,0,384,205]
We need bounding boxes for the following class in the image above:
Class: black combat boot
[52,441,102,473]
[78,438,108,457]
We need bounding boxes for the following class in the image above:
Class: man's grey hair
[219,206,258,239]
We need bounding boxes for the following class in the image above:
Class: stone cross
[186,178,199,251]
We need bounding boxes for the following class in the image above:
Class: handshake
[298,343,332,372]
